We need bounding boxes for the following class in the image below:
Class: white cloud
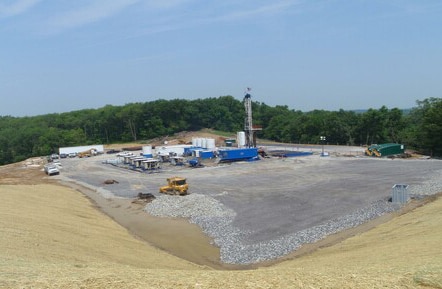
[0,0,41,17]
[45,0,139,34]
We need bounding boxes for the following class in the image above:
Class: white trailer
[59,145,104,156]
[154,145,191,157]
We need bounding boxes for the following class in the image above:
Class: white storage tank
[206,138,216,149]
[196,138,202,147]
[237,131,246,147]
[192,138,197,146]
[142,145,153,158]
[201,138,207,149]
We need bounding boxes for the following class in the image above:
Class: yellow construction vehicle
[159,177,189,195]
[365,145,382,157]
[78,148,97,158]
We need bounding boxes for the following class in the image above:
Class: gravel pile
[145,171,442,264]
[408,170,442,196]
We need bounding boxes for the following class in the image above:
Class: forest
[0,96,441,165]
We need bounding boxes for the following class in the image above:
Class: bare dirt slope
[1,149,442,288]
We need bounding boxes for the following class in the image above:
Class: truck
[78,148,97,158]
[44,164,60,176]
[159,177,189,195]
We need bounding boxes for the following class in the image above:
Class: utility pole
[320,136,326,156]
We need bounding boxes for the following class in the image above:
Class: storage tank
[201,138,207,149]
[206,138,216,149]
[142,145,153,158]
[237,131,246,147]
[196,138,202,147]
[192,138,197,146]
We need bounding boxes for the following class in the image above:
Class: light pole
[320,136,326,156]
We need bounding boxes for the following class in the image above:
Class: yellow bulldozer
[159,177,189,196]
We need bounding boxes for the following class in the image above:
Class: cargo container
[218,148,258,162]
[200,150,215,159]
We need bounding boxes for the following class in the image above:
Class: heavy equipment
[159,177,189,195]
[365,143,405,157]
[78,148,97,158]
[188,158,204,168]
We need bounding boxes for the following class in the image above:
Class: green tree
[419,98,442,156]
[1,96,440,165]
[385,108,404,143]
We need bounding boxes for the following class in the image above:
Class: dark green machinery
[365,143,405,157]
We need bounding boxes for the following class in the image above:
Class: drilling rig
[243,88,261,147]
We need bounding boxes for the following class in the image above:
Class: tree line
[0,96,441,165]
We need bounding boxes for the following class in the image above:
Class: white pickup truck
[44,164,60,176]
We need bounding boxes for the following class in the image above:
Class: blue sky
[1,0,441,116]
